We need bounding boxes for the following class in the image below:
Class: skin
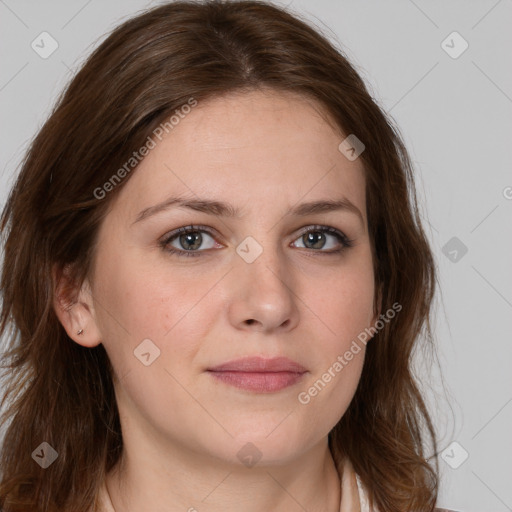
[54,89,380,512]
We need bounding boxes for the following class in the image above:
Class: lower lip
[207,371,306,392]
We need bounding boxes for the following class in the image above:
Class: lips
[207,356,307,393]
[208,356,307,373]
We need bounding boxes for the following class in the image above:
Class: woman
[0,1,451,510]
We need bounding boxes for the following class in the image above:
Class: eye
[291,225,353,254]
[160,225,220,257]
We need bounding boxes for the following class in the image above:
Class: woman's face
[83,90,378,466]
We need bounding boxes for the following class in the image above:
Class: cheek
[91,251,203,368]
[92,249,233,399]
[303,258,375,349]
[90,256,216,433]
[293,257,373,413]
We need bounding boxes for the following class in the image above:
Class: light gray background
[1,1,511,511]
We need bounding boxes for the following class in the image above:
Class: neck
[105,438,341,512]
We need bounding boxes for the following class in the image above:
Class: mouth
[206,356,308,393]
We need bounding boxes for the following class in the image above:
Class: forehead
[111,89,367,223]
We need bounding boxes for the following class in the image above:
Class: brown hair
[0,1,440,510]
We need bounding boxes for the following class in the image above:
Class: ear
[52,263,102,348]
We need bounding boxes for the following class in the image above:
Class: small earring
[77,328,84,335]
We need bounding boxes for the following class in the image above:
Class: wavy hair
[0,1,439,510]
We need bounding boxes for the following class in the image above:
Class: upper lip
[207,356,307,373]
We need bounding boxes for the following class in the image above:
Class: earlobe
[52,264,102,348]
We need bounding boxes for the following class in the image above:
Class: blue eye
[160,224,353,258]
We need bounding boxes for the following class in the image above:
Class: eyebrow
[133,196,364,226]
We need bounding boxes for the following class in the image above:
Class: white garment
[339,456,369,511]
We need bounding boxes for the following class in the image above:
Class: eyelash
[159,224,354,258]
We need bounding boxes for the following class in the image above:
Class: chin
[220,425,317,467]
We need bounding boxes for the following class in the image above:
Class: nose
[225,239,300,334]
